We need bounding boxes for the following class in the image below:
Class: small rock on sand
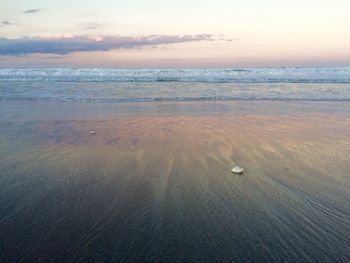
[232,166,244,174]
[89,131,97,135]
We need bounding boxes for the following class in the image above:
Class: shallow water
[2,82,350,103]
[1,101,350,262]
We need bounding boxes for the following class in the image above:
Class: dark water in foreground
[1,101,350,262]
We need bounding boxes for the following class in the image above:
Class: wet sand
[1,101,350,262]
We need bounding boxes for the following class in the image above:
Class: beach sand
[1,101,350,262]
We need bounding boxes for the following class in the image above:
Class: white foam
[0,67,349,83]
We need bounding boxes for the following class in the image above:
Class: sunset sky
[1,0,350,67]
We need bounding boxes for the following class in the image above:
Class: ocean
[1,67,350,103]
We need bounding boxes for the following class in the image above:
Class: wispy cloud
[0,20,17,27]
[23,9,41,14]
[0,34,217,56]
[84,22,104,30]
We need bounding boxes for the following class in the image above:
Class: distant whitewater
[1,67,350,83]
[1,67,350,103]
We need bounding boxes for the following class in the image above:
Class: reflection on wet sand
[1,110,350,262]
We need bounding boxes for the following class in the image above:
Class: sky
[1,0,350,68]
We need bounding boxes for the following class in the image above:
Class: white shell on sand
[232,166,244,174]
[89,131,97,135]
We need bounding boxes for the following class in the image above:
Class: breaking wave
[1,67,350,83]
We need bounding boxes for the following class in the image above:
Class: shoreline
[2,100,350,121]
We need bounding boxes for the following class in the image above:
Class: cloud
[84,22,103,30]
[0,34,216,56]
[0,20,17,27]
[23,9,41,14]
